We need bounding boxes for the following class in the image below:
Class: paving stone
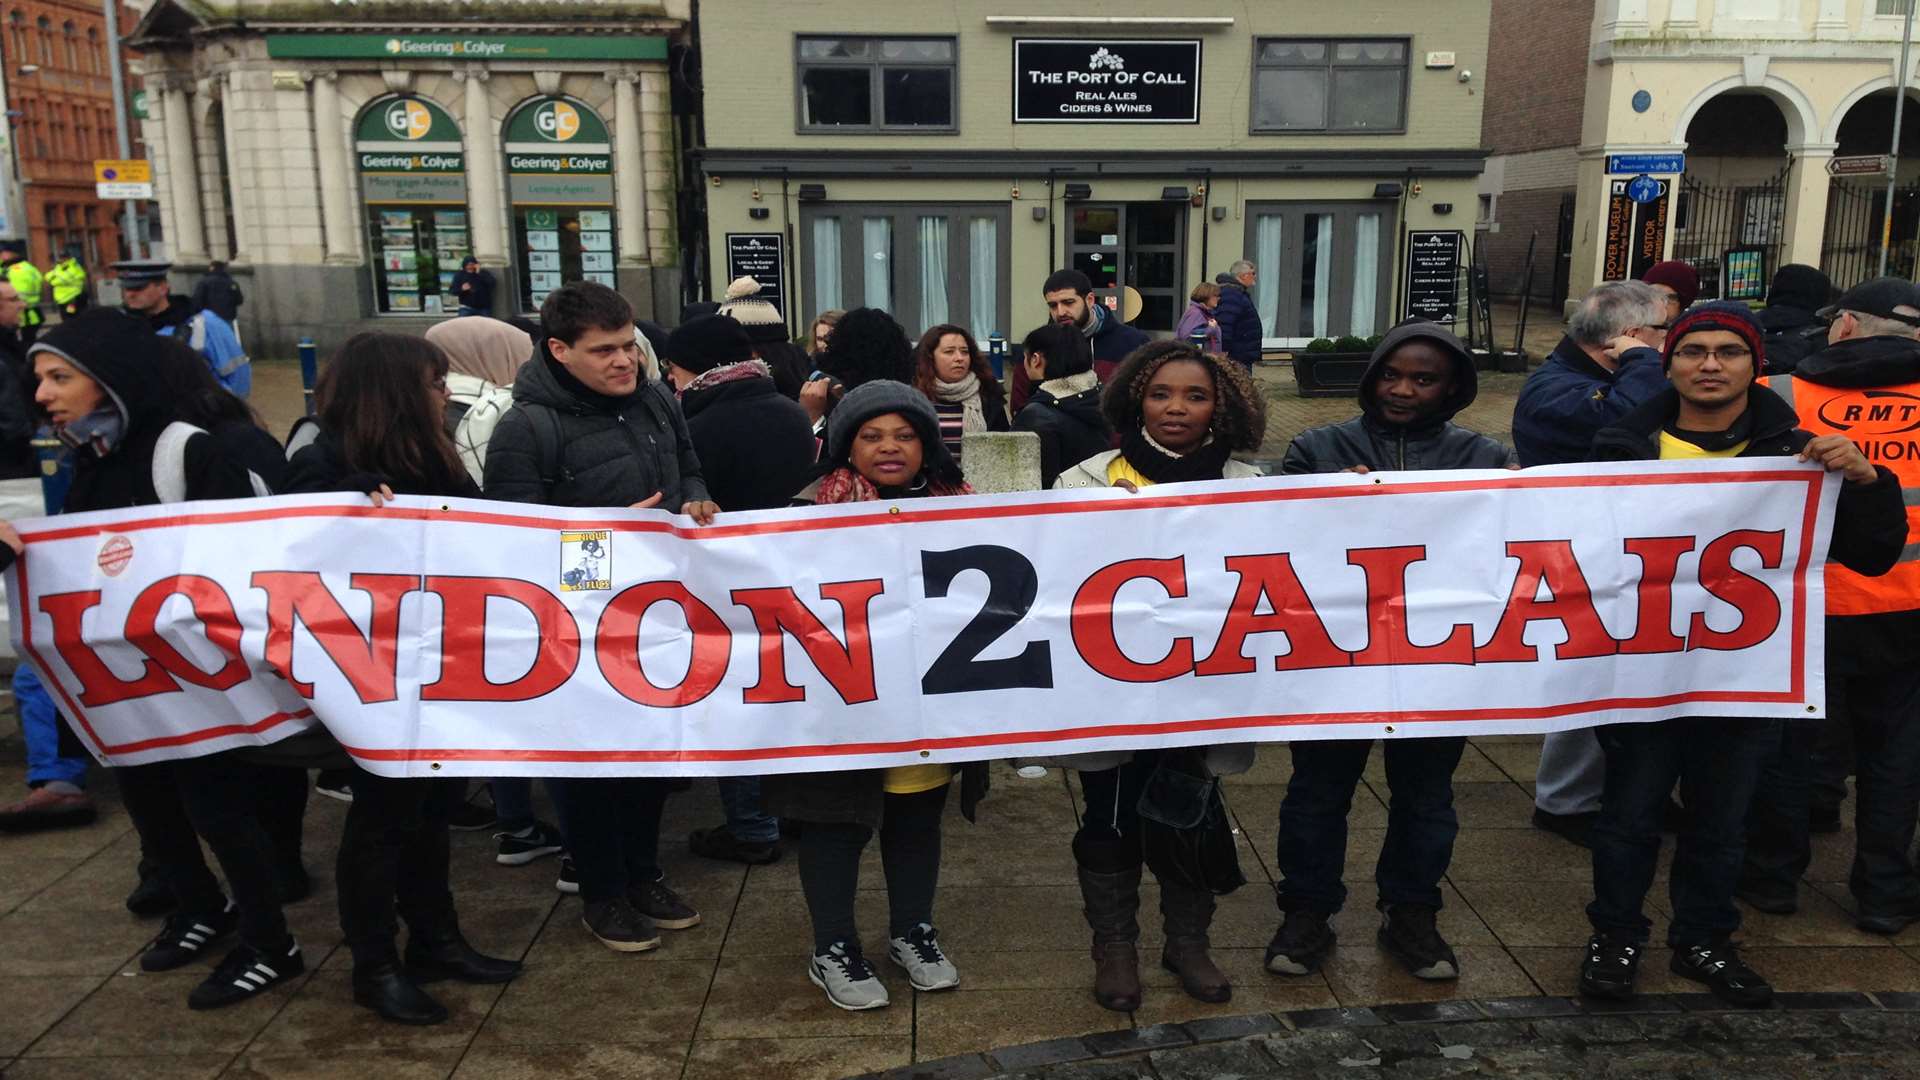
[1082,1023,1190,1057]
[1477,995,1580,1020]
[986,1037,1094,1073]
[1258,1028,1391,1068]
[1527,1016,1655,1045]
[864,1057,998,1080]
[1376,1000,1483,1025]
[1145,1040,1277,1079]
[1178,1012,1285,1043]
[998,1061,1154,1080]
[1474,1043,1586,1075]
[1874,990,1920,1009]
[1775,990,1875,1010]
[1714,1009,1849,1042]
[1574,993,1684,1015]
[1284,1005,1386,1029]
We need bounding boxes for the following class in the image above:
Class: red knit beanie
[1661,301,1766,375]
[1641,260,1700,310]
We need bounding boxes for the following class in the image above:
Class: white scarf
[933,371,989,434]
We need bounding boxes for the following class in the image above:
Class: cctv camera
[1458,70,1472,83]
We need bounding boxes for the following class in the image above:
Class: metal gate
[1672,168,1788,299]
[1822,180,1920,289]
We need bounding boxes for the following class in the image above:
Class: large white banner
[7,460,1836,778]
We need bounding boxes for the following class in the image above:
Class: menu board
[724,233,786,318]
[1403,230,1463,325]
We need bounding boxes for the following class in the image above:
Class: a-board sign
[1404,230,1463,324]
[725,233,786,320]
[1722,247,1767,302]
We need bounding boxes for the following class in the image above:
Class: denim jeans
[1276,737,1466,914]
[491,779,537,832]
[337,767,458,964]
[1588,716,1782,948]
[551,777,670,904]
[16,666,85,788]
[718,777,779,844]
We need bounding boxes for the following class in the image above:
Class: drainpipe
[1881,0,1916,277]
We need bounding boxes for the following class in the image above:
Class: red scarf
[815,466,973,504]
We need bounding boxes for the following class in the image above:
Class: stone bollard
[960,430,1043,493]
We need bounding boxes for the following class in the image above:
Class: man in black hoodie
[484,281,715,955]
[1014,321,1110,488]
[1740,277,1920,934]
[1755,264,1832,376]
[1577,301,1904,1008]
[1263,321,1514,986]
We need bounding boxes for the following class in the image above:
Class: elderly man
[1512,281,1672,847]
[1212,259,1263,368]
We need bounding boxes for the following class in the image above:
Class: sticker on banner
[96,535,132,577]
[559,530,610,592]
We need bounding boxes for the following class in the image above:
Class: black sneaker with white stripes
[141,905,238,972]
[187,938,305,1010]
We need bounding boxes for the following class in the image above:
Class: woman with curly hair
[800,307,916,432]
[1051,339,1267,1012]
[912,323,1009,462]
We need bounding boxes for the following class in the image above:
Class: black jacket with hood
[1013,372,1111,488]
[1282,321,1517,474]
[1766,333,1920,671]
[483,351,710,509]
[1757,304,1827,376]
[680,372,816,512]
[1589,382,1905,594]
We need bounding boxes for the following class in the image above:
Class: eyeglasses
[1672,345,1752,362]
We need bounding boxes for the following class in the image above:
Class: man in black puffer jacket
[1281,318,1514,475]
[483,281,715,956]
[1755,264,1833,376]
[1263,319,1513,989]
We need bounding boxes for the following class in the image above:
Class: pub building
[699,2,1493,354]
[126,0,689,354]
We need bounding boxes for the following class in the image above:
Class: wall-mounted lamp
[797,183,828,201]
[1161,185,1189,201]
[1211,206,1228,222]
[1063,182,1092,201]
[1373,182,1404,198]
[1433,202,1454,215]
[1031,206,1047,222]
[15,65,38,77]
[749,207,771,220]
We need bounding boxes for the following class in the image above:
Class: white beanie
[715,276,787,343]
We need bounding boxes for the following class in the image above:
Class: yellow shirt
[1106,456,1157,489]
[1657,431,1750,460]
[883,764,954,795]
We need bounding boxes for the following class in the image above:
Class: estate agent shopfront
[129,0,688,354]
[700,2,1492,352]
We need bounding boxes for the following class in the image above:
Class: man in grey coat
[483,280,717,954]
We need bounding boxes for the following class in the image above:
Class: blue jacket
[1510,334,1666,466]
[1212,276,1262,364]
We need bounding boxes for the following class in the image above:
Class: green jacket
[47,258,85,306]
[5,259,42,325]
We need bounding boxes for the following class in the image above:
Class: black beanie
[1766,264,1833,312]
[665,314,754,374]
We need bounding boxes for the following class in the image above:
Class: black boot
[125,857,175,918]
[352,953,449,1025]
[1160,880,1231,1004]
[404,919,522,984]
[1077,865,1143,1011]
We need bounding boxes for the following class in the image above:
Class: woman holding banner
[282,333,522,1024]
[769,380,991,1012]
[1051,340,1268,1011]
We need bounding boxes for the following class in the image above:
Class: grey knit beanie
[826,379,941,464]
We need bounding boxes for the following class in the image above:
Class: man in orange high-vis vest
[1742,277,1920,934]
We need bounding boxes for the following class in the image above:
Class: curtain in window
[863,217,893,312]
[918,215,949,333]
[1253,214,1283,340]
[1310,214,1334,339]
[812,217,842,314]
[968,217,997,344]
[1350,213,1380,336]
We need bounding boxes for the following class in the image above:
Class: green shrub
[1365,334,1384,347]
[1333,335,1371,352]
[1303,338,1337,353]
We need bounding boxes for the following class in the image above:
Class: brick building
[0,0,145,271]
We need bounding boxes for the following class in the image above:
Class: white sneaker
[808,942,890,1010]
[887,923,960,991]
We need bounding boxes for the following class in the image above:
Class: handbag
[1135,748,1246,895]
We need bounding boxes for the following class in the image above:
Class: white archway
[1670,74,1818,149]
[1825,76,1920,145]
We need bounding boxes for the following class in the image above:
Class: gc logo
[534,100,581,142]
[384,99,433,140]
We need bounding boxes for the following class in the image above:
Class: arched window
[85,27,99,74]
[61,22,76,70]
[9,13,28,65]
[34,16,51,67]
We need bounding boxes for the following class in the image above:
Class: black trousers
[336,765,458,964]
[116,753,291,952]
[551,777,670,904]
[1073,753,1158,874]
[794,783,950,953]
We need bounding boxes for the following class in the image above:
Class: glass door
[1245,201,1396,347]
[1066,202,1188,336]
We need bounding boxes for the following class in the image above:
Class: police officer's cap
[111,259,173,287]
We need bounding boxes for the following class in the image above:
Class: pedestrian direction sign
[1606,153,1685,175]
[1828,154,1891,177]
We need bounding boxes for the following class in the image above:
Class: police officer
[113,259,250,398]
[1,241,44,345]
[48,246,87,319]
[1742,277,1920,933]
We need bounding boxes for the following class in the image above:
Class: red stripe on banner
[14,469,1823,545]
[91,709,316,755]
[335,686,1802,765]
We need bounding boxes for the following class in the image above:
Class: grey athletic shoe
[809,941,890,1010]
[887,923,959,991]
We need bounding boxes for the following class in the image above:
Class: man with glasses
[1741,277,1920,934]
[114,260,250,398]
[1577,301,1903,1007]
[1514,281,1671,847]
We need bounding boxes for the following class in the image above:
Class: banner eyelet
[430,762,442,770]
[889,506,902,516]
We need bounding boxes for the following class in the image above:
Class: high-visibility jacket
[5,259,42,326]
[47,258,85,307]
[1767,373,1920,614]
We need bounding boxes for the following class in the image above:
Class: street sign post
[1626,174,1664,204]
[1606,153,1685,175]
[1828,154,1891,177]
[93,159,152,200]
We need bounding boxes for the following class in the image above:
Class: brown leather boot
[1077,865,1143,1011]
[1160,880,1231,1003]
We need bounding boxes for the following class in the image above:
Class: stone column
[1781,144,1838,270]
[161,79,207,262]
[461,70,505,264]
[312,73,357,263]
[1815,0,1849,39]
[1665,0,1697,33]
[220,71,253,262]
[612,72,649,264]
